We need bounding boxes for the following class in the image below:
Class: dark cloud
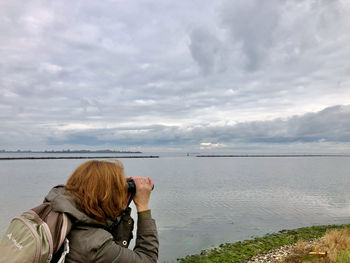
[187,0,347,73]
[47,125,190,146]
[220,0,281,71]
[189,27,227,75]
[46,105,350,150]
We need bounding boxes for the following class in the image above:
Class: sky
[1,0,350,153]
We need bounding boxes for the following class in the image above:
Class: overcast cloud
[1,0,350,153]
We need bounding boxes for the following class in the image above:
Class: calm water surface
[1,155,350,262]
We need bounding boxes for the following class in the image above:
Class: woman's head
[65,160,127,222]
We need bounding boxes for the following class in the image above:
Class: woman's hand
[132,177,154,212]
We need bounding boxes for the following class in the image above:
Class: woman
[45,159,158,262]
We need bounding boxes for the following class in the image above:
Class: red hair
[65,160,127,222]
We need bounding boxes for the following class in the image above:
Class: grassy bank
[178,224,350,263]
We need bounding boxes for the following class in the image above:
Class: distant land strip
[0,150,142,154]
[196,154,350,158]
[0,156,159,160]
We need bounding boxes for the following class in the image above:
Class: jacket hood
[44,185,110,227]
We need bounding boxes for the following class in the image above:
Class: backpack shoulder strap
[31,203,72,253]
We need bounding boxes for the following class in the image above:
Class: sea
[1,152,350,262]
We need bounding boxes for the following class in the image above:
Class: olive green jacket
[45,186,159,263]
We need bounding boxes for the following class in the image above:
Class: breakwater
[0,156,159,160]
[196,154,350,157]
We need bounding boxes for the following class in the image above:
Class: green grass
[337,250,350,263]
[178,224,350,263]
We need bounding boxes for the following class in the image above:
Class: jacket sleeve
[93,211,159,263]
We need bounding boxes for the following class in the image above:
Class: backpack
[0,202,72,263]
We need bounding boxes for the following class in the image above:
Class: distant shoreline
[0,156,159,160]
[196,154,350,157]
[0,150,142,154]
